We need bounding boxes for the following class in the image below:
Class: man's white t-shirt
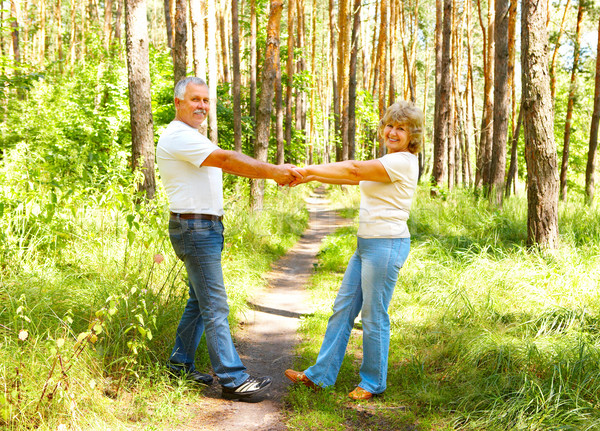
[156,121,223,216]
[357,151,419,238]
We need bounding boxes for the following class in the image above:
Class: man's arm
[202,149,300,185]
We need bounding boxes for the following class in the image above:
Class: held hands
[289,167,309,187]
[274,164,304,186]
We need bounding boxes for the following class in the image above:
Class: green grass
[285,186,600,430]
[0,177,309,430]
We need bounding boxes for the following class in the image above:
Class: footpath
[172,188,350,431]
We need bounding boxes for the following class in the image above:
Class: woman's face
[383,122,410,153]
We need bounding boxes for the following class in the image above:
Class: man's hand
[288,167,308,187]
[273,164,303,186]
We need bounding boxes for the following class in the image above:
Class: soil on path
[173,188,351,431]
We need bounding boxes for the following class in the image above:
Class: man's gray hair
[174,77,208,99]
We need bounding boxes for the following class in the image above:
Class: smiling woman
[285,100,425,400]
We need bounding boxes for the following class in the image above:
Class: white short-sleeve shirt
[357,152,419,238]
[156,121,223,215]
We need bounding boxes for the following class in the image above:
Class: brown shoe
[284,369,320,390]
[348,387,373,400]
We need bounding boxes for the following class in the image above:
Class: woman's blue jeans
[304,236,410,394]
[168,217,249,388]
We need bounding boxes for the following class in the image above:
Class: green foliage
[286,187,600,430]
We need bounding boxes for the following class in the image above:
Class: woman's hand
[289,167,309,187]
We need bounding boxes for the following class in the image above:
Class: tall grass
[0,161,309,430]
[286,186,600,430]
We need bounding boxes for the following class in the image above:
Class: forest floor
[163,188,351,431]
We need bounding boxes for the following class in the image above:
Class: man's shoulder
[159,121,212,146]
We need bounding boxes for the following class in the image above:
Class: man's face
[174,83,210,129]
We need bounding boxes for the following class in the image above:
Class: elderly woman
[285,100,424,400]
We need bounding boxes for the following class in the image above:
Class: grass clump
[0,174,309,430]
[285,186,600,430]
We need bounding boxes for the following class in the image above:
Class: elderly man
[157,76,299,399]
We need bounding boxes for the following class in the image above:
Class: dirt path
[173,188,351,431]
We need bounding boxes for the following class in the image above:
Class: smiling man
[157,76,300,400]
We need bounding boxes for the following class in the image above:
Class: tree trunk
[521,0,559,248]
[231,0,242,152]
[163,0,173,48]
[376,0,388,158]
[189,0,206,79]
[432,0,450,190]
[172,0,187,85]
[104,0,114,51]
[505,104,522,197]
[276,63,285,164]
[489,0,510,206]
[285,0,295,156]
[347,0,361,160]
[585,16,600,205]
[10,0,21,70]
[329,0,340,160]
[250,0,283,210]
[218,2,230,83]
[338,0,350,161]
[125,0,155,199]
[207,0,218,143]
[559,2,584,201]
[479,0,495,192]
[249,0,257,120]
[295,0,307,157]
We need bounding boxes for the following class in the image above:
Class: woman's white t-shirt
[357,151,419,238]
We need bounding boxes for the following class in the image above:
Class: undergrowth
[285,186,600,430]
[0,166,309,430]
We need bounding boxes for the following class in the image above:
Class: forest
[1,0,600,429]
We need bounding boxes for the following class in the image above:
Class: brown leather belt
[170,212,223,221]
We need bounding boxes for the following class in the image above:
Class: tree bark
[329,0,340,160]
[376,0,388,158]
[585,16,600,204]
[249,0,257,120]
[489,0,510,205]
[163,0,173,48]
[338,0,350,161]
[189,0,206,79]
[505,104,522,197]
[347,0,361,160]
[231,0,242,152]
[285,0,295,156]
[172,0,187,85]
[559,2,584,201]
[125,0,155,199]
[218,1,230,83]
[250,0,283,210]
[432,0,450,190]
[207,0,218,143]
[521,0,559,248]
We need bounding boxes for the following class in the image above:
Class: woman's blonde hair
[377,100,424,154]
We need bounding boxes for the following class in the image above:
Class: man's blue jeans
[304,236,411,394]
[168,217,249,388]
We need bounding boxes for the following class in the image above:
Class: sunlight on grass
[286,185,600,430]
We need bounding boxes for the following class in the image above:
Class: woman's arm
[296,160,391,184]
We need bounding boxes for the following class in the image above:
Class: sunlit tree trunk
[285,0,295,156]
[296,0,307,157]
[585,17,600,205]
[218,0,230,84]
[125,0,155,199]
[479,0,495,192]
[522,0,558,248]
[432,0,450,189]
[104,0,114,51]
[276,62,285,164]
[231,0,242,152]
[250,0,283,210]
[249,0,257,120]
[338,0,350,160]
[328,0,340,160]
[489,0,510,205]
[207,0,218,143]
[172,0,187,85]
[163,0,173,48]
[505,104,522,197]
[347,0,361,161]
[10,0,20,70]
[376,0,387,158]
[189,0,206,79]
[559,2,584,201]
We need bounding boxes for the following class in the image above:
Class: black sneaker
[221,375,272,399]
[168,366,214,386]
